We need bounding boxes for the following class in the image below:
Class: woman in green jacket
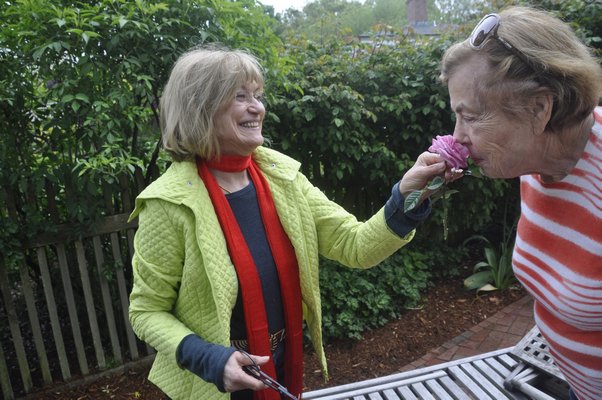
[128,44,451,400]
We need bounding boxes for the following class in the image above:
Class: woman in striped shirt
[439,6,602,400]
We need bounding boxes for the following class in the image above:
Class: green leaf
[426,176,444,190]
[473,261,490,272]
[32,44,50,60]
[464,271,493,290]
[476,283,498,293]
[333,118,344,127]
[484,247,498,269]
[75,93,90,103]
[83,31,99,43]
[468,166,484,178]
[403,190,423,213]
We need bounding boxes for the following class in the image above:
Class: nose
[249,98,265,114]
[452,119,469,144]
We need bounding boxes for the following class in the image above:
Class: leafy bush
[532,0,602,53]
[463,193,520,292]
[318,251,430,341]
[265,38,457,214]
[264,36,517,267]
[4,0,598,340]
[0,0,284,269]
[463,234,516,292]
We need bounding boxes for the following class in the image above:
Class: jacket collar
[132,146,301,211]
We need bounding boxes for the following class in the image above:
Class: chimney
[407,0,427,25]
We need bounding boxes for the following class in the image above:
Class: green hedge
[3,0,598,341]
[318,251,430,341]
[264,36,514,250]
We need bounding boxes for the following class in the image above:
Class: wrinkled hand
[223,351,269,393]
[398,152,447,198]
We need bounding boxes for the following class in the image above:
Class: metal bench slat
[459,363,511,399]
[498,353,520,369]
[424,379,454,400]
[381,388,401,400]
[411,382,435,399]
[302,371,446,399]
[437,376,471,400]
[396,386,418,400]
[473,359,508,389]
[484,356,513,377]
[448,365,495,400]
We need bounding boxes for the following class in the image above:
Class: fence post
[18,263,52,384]
[0,265,32,393]
[36,247,71,380]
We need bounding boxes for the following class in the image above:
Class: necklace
[219,184,232,194]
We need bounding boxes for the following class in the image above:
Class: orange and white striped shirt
[513,107,602,400]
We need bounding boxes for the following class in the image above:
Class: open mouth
[240,121,261,128]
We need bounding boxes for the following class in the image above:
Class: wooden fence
[0,170,156,399]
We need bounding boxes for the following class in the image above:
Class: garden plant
[0,0,600,397]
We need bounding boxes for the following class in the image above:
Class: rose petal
[428,135,469,169]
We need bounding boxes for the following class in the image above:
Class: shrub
[318,251,430,341]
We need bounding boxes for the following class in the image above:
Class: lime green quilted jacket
[128,146,415,399]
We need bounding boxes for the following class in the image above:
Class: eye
[254,93,265,103]
[462,113,479,123]
[235,92,248,102]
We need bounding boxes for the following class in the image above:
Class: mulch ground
[28,277,526,399]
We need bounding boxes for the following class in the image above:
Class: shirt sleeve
[384,182,432,237]
[176,334,237,392]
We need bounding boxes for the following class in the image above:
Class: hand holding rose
[403,135,471,239]
[398,151,447,197]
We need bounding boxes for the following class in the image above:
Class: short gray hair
[160,44,264,161]
[440,6,602,132]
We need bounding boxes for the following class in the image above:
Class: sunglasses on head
[469,13,534,69]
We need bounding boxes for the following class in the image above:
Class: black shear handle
[242,364,299,400]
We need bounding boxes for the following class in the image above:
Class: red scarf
[197,155,303,399]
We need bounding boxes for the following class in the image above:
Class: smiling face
[214,81,266,156]
[448,57,542,179]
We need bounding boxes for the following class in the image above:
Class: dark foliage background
[1,0,599,343]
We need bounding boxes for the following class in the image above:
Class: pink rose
[428,135,469,169]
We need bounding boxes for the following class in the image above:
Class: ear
[529,91,553,134]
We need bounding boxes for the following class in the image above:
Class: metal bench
[303,341,569,400]
[503,326,569,400]
[304,348,521,399]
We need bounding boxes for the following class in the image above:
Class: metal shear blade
[242,364,299,400]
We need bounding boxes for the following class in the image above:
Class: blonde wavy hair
[160,44,264,161]
[440,6,602,132]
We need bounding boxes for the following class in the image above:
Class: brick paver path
[400,294,534,372]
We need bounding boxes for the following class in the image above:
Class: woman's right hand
[398,151,447,198]
[222,351,270,392]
